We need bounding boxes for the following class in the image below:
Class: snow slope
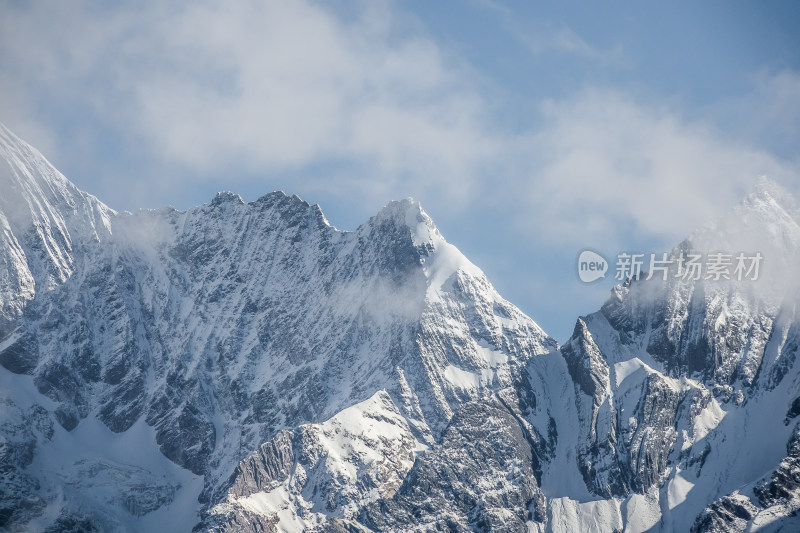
[1,123,799,532]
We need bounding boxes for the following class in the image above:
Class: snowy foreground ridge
[1,124,800,532]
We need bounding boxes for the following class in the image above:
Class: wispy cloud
[472,0,626,67]
[0,0,499,209]
[710,69,800,161]
[517,25,626,66]
[517,88,797,250]
[0,0,796,251]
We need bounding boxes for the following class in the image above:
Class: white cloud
[0,0,796,254]
[517,89,797,250]
[0,0,498,209]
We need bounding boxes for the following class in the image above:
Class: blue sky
[2,0,799,341]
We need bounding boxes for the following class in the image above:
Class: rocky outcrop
[358,398,543,532]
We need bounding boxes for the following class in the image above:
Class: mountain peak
[209,191,245,207]
[684,175,800,262]
[742,175,800,225]
[0,123,114,223]
[373,197,422,222]
[371,198,443,246]
[0,124,115,317]
[751,174,791,198]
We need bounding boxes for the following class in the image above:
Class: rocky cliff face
[0,125,556,531]
[539,176,800,532]
[1,124,800,532]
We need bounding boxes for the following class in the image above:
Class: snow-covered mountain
[1,124,799,532]
[542,176,800,532]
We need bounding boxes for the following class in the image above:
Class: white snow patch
[667,467,695,509]
[547,497,622,533]
[622,490,662,532]
[614,358,647,387]
[692,396,726,443]
[237,487,316,533]
[443,364,495,390]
